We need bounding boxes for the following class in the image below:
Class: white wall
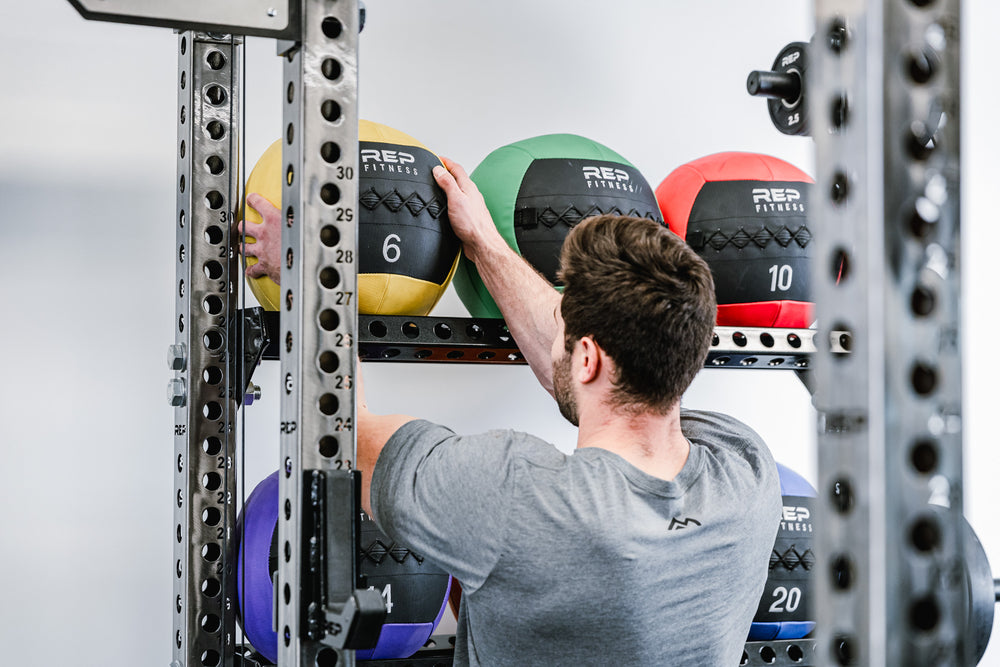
[1,1,998,665]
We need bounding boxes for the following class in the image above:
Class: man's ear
[577,336,603,384]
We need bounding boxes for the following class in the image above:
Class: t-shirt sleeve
[370,419,519,592]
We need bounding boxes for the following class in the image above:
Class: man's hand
[432,158,508,264]
[236,193,282,284]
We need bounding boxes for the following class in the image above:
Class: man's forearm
[467,240,561,395]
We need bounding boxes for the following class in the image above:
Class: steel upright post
[171,32,243,667]
[811,1,966,665]
[276,1,362,665]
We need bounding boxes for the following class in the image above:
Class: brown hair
[558,215,716,413]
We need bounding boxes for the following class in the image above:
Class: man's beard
[552,351,579,427]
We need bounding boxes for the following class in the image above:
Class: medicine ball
[453,133,663,318]
[749,462,816,641]
[240,120,461,315]
[656,152,814,328]
[236,472,452,662]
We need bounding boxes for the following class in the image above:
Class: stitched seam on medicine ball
[701,225,812,251]
[516,204,662,229]
[769,546,815,571]
[359,187,445,219]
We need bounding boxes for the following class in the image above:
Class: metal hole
[830,171,850,205]
[830,94,849,131]
[911,285,936,317]
[911,362,938,395]
[177,524,182,543]
[203,295,223,315]
[319,436,340,458]
[286,205,294,227]
[179,210,186,228]
[435,323,453,340]
[911,439,938,474]
[909,197,939,239]
[910,596,940,631]
[284,457,292,477]
[321,142,341,164]
[319,267,340,289]
[447,350,465,359]
[206,155,224,175]
[286,81,294,103]
[206,121,225,141]
[180,71,186,90]
[285,290,293,311]
[321,16,343,39]
[316,647,339,667]
[203,261,223,281]
[205,84,227,106]
[910,515,941,552]
[284,626,291,646]
[286,248,294,270]
[833,635,855,666]
[180,105,187,125]
[759,333,774,348]
[204,225,224,245]
[200,649,221,667]
[827,18,848,53]
[202,507,222,527]
[732,332,747,347]
[203,437,222,455]
[321,99,342,122]
[787,333,802,349]
[201,543,222,562]
[906,47,938,84]
[907,121,936,161]
[320,183,340,205]
[286,164,294,186]
[369,321,388,337]
[284,499,291,520]
[381,349,401,359]
[179,174,186,193]
[202,472,222,492]
[286,122,294,144]
[321,58,342,80]
[206,50,226,70]
[787,643,804,662]
[203,329,224,353]
[831,247,851,284]
[414,349,432,359]
[478,351,495,360]
[180,140,186,159]
[402,322,419,339]
[205,191,224,210]
[321,225,339,246]
[181,36,187,54]
[831,554,854,590]
[759,646,777,664]
[319,309,340,331]
[202,401,223,421]
[319,351,339,373]
[831,477,854,514]
[201,578,222,598]
[201,614,221,633]
[319,393,339,415]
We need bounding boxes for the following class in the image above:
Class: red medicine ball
[656,152,814,328]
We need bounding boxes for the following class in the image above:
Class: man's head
[554,215,716,417]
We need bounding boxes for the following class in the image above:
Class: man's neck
[575,402,689,481]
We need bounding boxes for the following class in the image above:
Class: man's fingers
[432,164,460,197]
[440,157,474,191]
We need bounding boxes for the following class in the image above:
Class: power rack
[68,1,968,666]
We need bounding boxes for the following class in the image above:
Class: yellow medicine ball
[240,120,460,315]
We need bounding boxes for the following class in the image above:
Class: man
[240,159,780,666]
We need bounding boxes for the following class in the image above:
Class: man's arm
[355,362,415,519]
[433,158,562,395]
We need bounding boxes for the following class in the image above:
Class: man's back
[371,409,781,666]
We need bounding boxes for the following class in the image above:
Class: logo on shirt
[667,517,702,530]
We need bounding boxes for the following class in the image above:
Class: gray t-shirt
[371,409,781,666]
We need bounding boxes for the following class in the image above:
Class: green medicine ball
[454,134,663,318]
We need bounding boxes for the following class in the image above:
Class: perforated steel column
[276,1,360,665]
[171,31,242,667]
[811,1,965,665]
